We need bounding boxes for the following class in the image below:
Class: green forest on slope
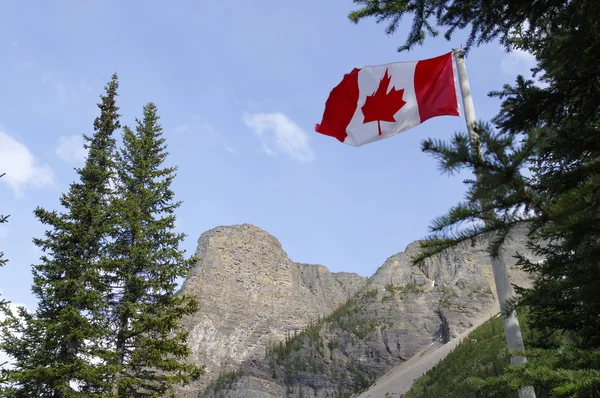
[202,288,383,397]
[405,313,522,398]
[265,288,381,396]
[405,309,561,398]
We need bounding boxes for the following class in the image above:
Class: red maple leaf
[361,68,406,136]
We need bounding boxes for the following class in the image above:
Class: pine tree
[105,102,202,397]
[349,0,600,395]
[0,75,121,397]
[350,0,600,349]
[348,0,589,54]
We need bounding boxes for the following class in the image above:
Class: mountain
[176,224,367,397]
[176,224,539,398]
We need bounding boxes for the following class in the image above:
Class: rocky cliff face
[176,224,366,397]
[178,223,537,398]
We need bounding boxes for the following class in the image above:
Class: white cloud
[40,72,93,102]
[500,48,536,79]
[197,121,237,154]
[56,135,87,164]
[0,131,54,197]
[243,112,315,163]
[234,99,263,110]
[174,217,183,231]
[29,243,43,263]
[260,142,275,157]
[172,118,236,153]
[500,46,548,88]
[173,124,189,134]
[0,225,9,239]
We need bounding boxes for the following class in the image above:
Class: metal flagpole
[452,48,536,398]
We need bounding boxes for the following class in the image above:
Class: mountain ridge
[175,223,537,397]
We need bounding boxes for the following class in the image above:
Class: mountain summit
[176,224,538,397]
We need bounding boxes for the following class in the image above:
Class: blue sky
[0,0,536,310]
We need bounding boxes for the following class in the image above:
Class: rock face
[178,223,538,398]
[176,224,367,397]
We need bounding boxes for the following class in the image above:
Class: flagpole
[452,48,536,398]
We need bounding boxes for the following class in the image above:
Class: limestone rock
[176,224,366,397]
[179,223,535,397]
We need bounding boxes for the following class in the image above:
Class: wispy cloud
[500,21,536,79]
[56,135,87,164]
[174,216,183,231]
[172,124,189,134]
[174,119,236,154]
[41,72,93,103]
[0,225,8,239]
[500,48,536,79]
[233,99,263,110]
[0,131,54,197]
[199,123,237,153]
[499,46,548,88]
[29,243,43,263]
[243,112,315,163]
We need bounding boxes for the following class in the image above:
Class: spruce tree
[106,102,202,397]
[349,0,600,394]
[0,75,121,397]
[349,0,600,348]
[348,0,588,54]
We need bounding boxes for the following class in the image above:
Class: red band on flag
[314,68,361,143]
[414,52,459,123]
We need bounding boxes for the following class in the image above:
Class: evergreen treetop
[106,102,202,397]
[1,78,203,398]
[1,74,121,397]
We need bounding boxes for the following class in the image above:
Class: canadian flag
[315,52,461,146]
